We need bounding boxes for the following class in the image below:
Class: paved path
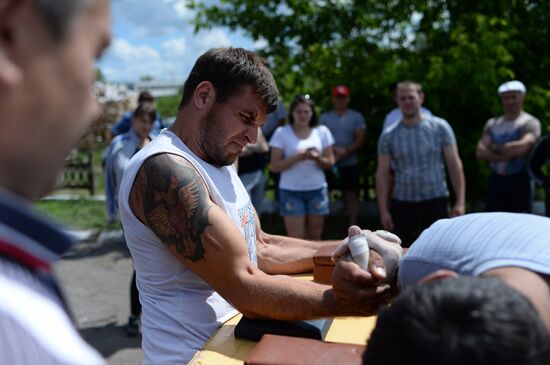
[54,231,143,365]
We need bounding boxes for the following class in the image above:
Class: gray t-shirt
[399,212,550,289]
[261,101,286,140]
[378,116,456,201]
[319,109,366,167]
[482,111,541,175]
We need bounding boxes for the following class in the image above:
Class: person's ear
[418,270,459,285]
[0,0,24,87]
[193,81,215,110]
[418,91,425,104]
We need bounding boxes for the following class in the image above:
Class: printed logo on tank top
[239,201,257,266]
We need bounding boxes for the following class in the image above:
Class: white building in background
[130,79,185,98]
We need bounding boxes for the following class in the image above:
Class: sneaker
[126,315,140,337]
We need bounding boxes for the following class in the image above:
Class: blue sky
[97,0,264,82]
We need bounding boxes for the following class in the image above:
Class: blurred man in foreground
[0,0,111,364]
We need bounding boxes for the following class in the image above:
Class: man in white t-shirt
[332,213,550,364]
[119,48,390,364]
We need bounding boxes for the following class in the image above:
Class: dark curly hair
[364,276,550,365]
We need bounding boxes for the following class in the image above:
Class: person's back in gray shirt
[399,212,550,289]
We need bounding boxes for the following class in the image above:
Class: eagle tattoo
[146,172,210,262]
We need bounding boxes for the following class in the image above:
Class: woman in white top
[269,95,335,239]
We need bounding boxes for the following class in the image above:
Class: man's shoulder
[109,133,132,150]
[379,122,401,140]
[347,109,364,117]
[139,151,197,173]
[520,111,541,124]
[484,116,499,128]
[0,270,105,365]
[424,115,449,125]
[118,111,133,123]
[319,111,336,122]
[423,116,454,132]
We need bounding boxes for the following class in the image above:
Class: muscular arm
[443,144,465,216]
[475,134,509,162]
[496,133,538,158]
[129,153,383,320]
[254,209,340,274]
[476,133,537,162]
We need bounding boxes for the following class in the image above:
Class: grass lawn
[34,199,120,231]
[43,144,376,236]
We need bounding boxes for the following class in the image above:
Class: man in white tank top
[118,48,392,364]
[331,213,550,364]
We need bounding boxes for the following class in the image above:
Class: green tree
[189,0,550,204]
[95,68,105,82]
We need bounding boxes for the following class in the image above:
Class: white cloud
[161,37,187,59]
[113,0,194,37]
[108,38,160,63]
[98,1,257,82]
[195,29,232,49]
[253,38,268,50]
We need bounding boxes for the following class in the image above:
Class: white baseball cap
[498,80,526,95]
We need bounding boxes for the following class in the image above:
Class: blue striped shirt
[0,189,105,365]
[399,212,550,289]
[378,116,456,201]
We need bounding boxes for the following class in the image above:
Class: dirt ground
[54,231,143,365]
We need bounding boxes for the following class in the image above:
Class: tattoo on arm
[141,154,212,262]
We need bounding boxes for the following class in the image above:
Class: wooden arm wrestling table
[188,274,376,365]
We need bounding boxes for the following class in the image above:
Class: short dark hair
[138,91,155,104]
[396,80,423,95]
[288,94,318,127]
[179,47,279,114]
[31,0,92,39]
[364,277,550,365]
[133,102,156,123]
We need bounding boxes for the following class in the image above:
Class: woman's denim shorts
[279,186,330,216]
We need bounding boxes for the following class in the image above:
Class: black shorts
[485,171,532,213]
[326,164,360,193]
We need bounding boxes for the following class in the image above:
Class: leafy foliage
[156,95,182,118]
[189,0,550,202]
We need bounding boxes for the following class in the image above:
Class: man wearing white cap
[476,80,540,212]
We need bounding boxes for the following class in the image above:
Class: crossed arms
[476,132,537,162]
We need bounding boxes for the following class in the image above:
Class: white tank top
[118,129,257,364]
